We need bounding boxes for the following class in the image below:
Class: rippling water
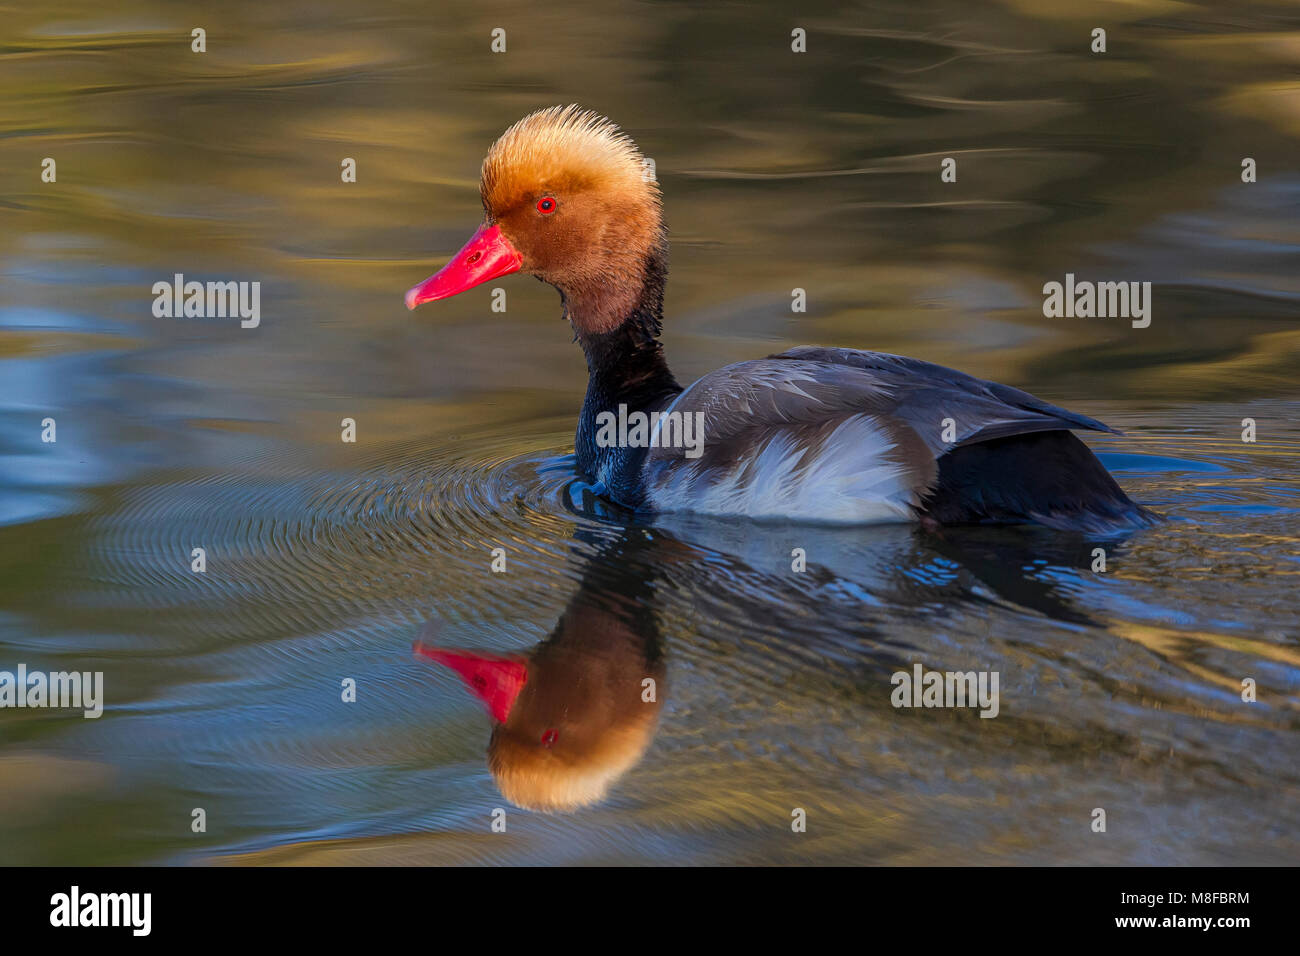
[1,0,1298,865]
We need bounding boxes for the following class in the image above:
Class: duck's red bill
[414,642,528,723]
[405,224,523,309]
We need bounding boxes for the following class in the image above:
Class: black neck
[569,242,682,505]
[573,240,680,411]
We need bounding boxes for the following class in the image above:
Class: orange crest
[479,105,659,218]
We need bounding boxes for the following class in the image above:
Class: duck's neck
[566,242,682,505]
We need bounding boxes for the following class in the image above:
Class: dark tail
[919,430,1160,534]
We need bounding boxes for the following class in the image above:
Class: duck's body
[407,106,1156,533]
[574,324,1151,532]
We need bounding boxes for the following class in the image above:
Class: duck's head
[405,105,665,339]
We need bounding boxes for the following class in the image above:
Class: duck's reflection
[417,482,1145,812]
[416,531,667,813]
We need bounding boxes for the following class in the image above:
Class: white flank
[647,414,917,524]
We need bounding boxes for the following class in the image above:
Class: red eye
[541,728,558,747]
[536,197,557,215]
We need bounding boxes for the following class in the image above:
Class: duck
[406,105,1158,533]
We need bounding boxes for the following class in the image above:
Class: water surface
[1,0,1298,864]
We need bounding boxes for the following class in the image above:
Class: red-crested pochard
[406,106,1157,532]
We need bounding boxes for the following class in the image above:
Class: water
[1,0,1298,865]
